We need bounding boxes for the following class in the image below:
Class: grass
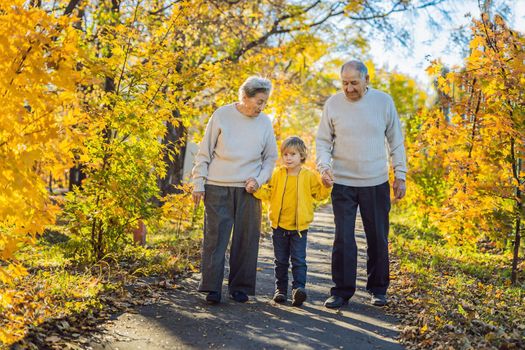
[1,218,203,348]
[388,209,525,349]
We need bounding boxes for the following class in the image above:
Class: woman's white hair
[238,76,272,101]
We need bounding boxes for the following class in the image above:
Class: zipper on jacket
[276,172,288,229]
[296,168,301,234]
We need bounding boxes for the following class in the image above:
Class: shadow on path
[92,205,404,350]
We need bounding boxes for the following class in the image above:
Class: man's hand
[321,169,334,187]
[245,177,259,194]
[393,178,406,200]
[192,191,205,206]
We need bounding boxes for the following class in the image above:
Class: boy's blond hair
[281,136,307,164]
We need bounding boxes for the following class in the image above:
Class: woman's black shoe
[230,291,249,303]
[206,292,221,304]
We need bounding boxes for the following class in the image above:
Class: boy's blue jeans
[272,227,308,294]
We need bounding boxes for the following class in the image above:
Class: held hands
[393,178,406,200]
[192,191,205,207]
[245,177,259,193]
[321,169,334,188]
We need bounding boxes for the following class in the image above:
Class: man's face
[341,68,369,102]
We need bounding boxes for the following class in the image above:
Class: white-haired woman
[192,76,278,304]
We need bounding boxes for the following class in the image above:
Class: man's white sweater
[316,88,407,187]
[192,103,278,192]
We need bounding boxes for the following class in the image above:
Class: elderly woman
[192,76,278,304]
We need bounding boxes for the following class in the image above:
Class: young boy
[253,136,332,306]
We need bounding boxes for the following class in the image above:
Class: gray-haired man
[316,60,407,308]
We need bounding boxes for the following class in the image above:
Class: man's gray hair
[238,76,272,100]
[341,60,368,79]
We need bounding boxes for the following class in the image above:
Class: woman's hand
[192,191,205,206]
[245,177,259,193]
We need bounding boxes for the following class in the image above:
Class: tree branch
[64,0,82,16]
[148,1,182,15]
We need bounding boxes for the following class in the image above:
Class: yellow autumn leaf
[425,61,442,76]
[469,35,485,49]
[420,324,428,334]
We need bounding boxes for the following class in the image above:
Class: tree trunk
[512,158,522,284]
[69,164,86,191]
[91,1,120,260]
[158,110,187,198]
[511,215,521,284]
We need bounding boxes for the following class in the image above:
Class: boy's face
[282,147,302,170]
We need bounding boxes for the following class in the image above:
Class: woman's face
[241,92,269,117]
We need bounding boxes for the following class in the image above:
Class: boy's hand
[245,177,259,193]
[192,191,205,206]
[321,169,334,187]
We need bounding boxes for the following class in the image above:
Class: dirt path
[91,205,404,350]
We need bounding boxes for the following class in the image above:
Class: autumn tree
[61,0,195,260]
[410,14,524,283]
[57,0,437,259]
[0,0,86,287]
[0,0,452,261]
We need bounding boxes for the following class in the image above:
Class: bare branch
[149,0,183,15]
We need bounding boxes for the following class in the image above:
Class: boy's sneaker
[291,288,307,307]
[370,294,387,307]
[205,292,221,305]
[272,291,287,303]
[230,291,249,303]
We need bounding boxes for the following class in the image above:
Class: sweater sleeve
[254,124,278,187]
[385,97,407,180]
[253,174,273,201]
[316,102,334,174]
[310,171,332,201]
[191,113,220,192]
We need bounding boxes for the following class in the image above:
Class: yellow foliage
[469,35,484,49]
[425,60,443,77]
[0,1,86,283]
[408,16,525,246]
[344,0,365,13]
[0,268,101,345]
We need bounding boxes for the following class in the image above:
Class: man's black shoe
[205,291,221,305]
[324,295,349,308]
[371,294,387,306]
[230,291,249,303]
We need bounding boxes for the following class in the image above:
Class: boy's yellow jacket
[253,166,331,231]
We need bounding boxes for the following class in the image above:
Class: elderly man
[316,60,407,308]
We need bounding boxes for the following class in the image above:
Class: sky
[367,0,525,88]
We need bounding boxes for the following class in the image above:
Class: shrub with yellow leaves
[405,15,525,284]
[0,0,87,285]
